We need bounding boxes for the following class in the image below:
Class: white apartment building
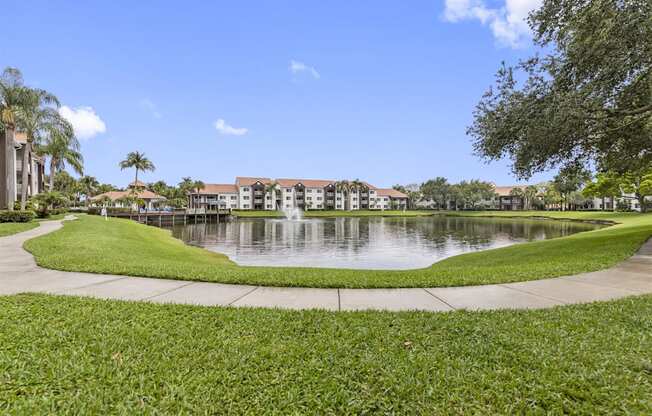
[189,177,409,211]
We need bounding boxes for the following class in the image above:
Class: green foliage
[2,293,652,413]
[24,212,652,288]
[0,210,35,223]
[420,177,450,209]
[32,191,68,218]
[469,0,652,178]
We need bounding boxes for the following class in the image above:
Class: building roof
[235,176,272,186]
[128,180,147,188]
[376,188,408,198]
[494,185,529,197]
[276,178,335,188]
[196,184,239,194]
[91,190,165,201]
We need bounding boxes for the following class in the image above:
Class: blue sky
[2,0,549,188]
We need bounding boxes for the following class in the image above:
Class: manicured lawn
[24,211,652,288]
[232,209,435,218]
[0,221,38,237]
[1,293,651,413]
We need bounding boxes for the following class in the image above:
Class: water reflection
[169,216,601,270]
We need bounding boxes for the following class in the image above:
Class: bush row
[0,210,36,223]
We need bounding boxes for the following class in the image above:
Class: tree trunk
[1,127,17,210]
[612,195,617,212]
[20,141,31,210]
[49,158,56,190]
[637,193,647,213]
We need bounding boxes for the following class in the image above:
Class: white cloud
[139,98,162,119]
[58,105,107,140]
[289,60,320,79]
[214,118,248,136]
[443,0,542,48]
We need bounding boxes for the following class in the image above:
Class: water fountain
[282,206,304,220]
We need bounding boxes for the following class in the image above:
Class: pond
[169,216,603,270]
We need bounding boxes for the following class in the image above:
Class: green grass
[24,211,652,288]
[232,209,435,218]
[1,293,651,414]
[0,221,38,237]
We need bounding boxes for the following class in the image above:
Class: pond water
[169,216,603,270]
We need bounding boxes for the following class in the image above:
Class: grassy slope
[25,211,652,288]
[1,293,651,414]
[0,221,38,237]
[232,209,434,218]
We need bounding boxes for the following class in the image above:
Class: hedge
[0,210,35,223]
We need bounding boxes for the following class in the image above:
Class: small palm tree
[79,176,99,206]
[119,151,155,190]
[265,181,279,210]
[335,180,351,210]
[0,67,32,210]
[39,123,83,190]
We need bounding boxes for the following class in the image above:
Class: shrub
[0,210,35,223]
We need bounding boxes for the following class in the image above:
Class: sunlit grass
[24,211,652,288]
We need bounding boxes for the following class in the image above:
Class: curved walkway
[2,217,652,312]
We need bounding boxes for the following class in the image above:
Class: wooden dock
[108,209,232,227]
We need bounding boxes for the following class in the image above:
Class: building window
[219,195,226,200]
[243,196,250,200]
[286,188,292,192]
[352,205,357,209]
[316,197,322,201]
[286,196,291,200]
[231,204,237,208]
[336,197,341,201]
[243,187,249,192]
[336,204,341,208]
[307,189,312,193]
[266,205,272,209]
[243,204,249,209]
[316,189,322,193]
[231,196,237,200]
[317,204,322,208]
[353,197,357,201]
[307,197,312,201]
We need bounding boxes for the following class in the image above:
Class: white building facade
[189,177,409,211]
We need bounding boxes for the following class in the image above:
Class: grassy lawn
[1,293,651,413]
[24,211,652,288]
[0,221,38,237]
[232,209,435,218]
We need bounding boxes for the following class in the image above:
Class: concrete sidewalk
[1,217,651,312]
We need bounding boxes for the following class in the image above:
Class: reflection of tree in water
[168,216,602,269]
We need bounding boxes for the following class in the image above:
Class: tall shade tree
[39,122,83,190]
[15,88,61,209]
[0,67,31,210]
[119,151,155,191]
[468,0,652,179]
[420,177,450,210]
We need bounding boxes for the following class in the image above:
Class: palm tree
[335,180,351,210]
[265,181,279,210]
[0,67,32,210]
[78,175,99,206]
[119,151,155,191]
[350,179,365,209]
[15,88,62,209]
[39,123,83,190]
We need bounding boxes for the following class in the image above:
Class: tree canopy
[468,0,652,179]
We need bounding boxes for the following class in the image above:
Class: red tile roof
[91,190,165,201]
[196,184,238,194]
[493,185,528,197]
[235,177,272,186]
[128,180,147,188]
[376,188,408,198]
[276,178,335,188]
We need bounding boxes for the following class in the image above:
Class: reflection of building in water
[169,217,601,269]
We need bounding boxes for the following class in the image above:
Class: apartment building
[189,177,409,211]
[0,131,46,209]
